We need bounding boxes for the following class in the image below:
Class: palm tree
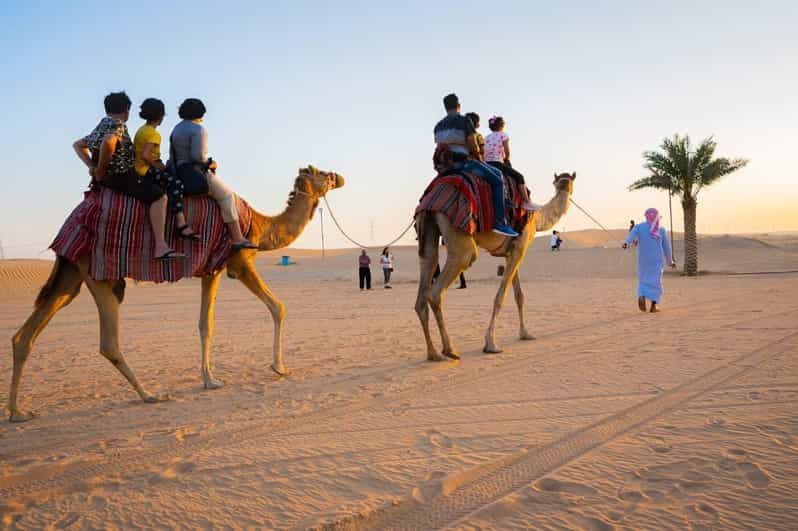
[629,135,748,276]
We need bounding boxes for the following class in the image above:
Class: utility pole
[319,207,325,260]
[668,183,676,263]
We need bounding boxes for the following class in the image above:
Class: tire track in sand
[332,331,798,530]
[0,296,777,501]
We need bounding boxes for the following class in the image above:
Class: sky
[1,0,796,258]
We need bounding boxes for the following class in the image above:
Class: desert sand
[0,231,796,530]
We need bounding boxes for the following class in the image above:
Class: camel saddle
[416,170,531,237]
[50,187,253,282]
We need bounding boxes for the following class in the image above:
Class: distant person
[169,98,257,251]
[465,112,485,159]
[623,208,676,313]
[550,230,563,251]
[433,263,467,289]
[380,247,394,289]
[433,93,517,237]
[628,219,638,247]
[133,98,199,242]
[358,249,372,291]
[72,91,182,261]
[484,116,537,211]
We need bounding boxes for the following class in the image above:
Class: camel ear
[572,172,576,180]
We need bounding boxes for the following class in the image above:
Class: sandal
[176,224,200,241]
[155,250,186,261]
[231,240,258,251]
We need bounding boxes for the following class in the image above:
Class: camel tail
[35,257,80,308]
[416,211,440,258]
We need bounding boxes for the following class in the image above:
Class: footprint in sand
[738,462,770,489]
[426,430,454,449]
[618,490,644,503]
[153,458,197,483]
[535,478,598,497]
[567,513,615,531]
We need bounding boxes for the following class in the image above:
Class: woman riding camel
[169,98,257,251]
[133,98,200,242]
[73,91,183,260]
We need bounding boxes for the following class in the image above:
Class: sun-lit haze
[1,1,796,258]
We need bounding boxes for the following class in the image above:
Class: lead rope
[322,195,416,249]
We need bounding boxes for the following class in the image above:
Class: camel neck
[250,187,318,251]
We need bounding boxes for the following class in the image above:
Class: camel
[8,166,345,422]
[415,173,575,360]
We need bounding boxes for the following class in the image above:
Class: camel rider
[433,93,518,238]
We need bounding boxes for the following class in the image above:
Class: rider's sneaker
[492,223,519,238]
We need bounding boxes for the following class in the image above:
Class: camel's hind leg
[512,274,535,341]
[83,277,160,403]
[415,214,444,361]
[430,216,478,360]
[9,258,83,422]
[199,271,223,389]
[234,260,288,376]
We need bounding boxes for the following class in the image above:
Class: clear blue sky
[1,1,796,257]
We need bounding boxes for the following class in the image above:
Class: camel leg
[512,274,535,341]
[415,219,444,361]
[429,219,477,360]
[235,262,288,376]
[9,260,83,422]
[83,277,160,403]
[199,271,224,389]
[484,238,529,353]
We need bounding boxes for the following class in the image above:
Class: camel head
[296,165,345,199]
[553,172,576,194]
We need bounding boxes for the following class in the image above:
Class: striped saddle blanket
[415,172,530,235]
[50,187,253,282]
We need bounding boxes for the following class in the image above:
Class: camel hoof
[142,394,164,404]
[271,364,288,377]
[483,345,503,354]
[520,333,536,341]
[427,352,447,362]
[203,379,224,390]
[9,410,36,423]
[443,351,460,360]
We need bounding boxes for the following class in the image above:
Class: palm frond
[628,174,672,192]
[696,157,749,193]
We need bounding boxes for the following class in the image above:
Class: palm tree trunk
[682,197,698,276]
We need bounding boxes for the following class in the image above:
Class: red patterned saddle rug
[415,172,530,236]
[50,187,253,282]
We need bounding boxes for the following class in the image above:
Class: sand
[0,231,796,529]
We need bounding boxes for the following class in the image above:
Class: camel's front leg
[484,241,528,353]
[237,264,287,376]
[512,274,535,341]
[199,271,223,389]
[84,277,160,403]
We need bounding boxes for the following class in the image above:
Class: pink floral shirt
[484,131,509,162]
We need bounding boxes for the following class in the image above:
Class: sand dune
[0,234,796,529]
